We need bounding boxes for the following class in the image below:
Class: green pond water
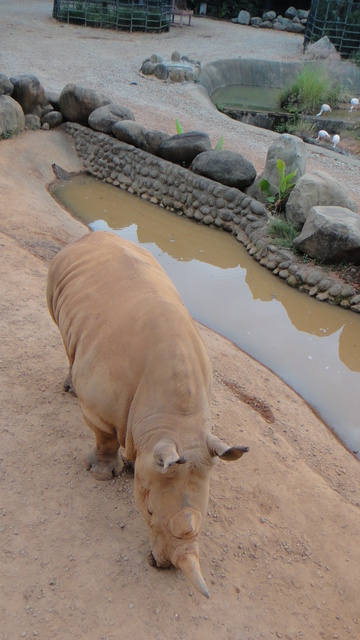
[211,84,283,112]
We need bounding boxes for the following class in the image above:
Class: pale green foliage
[279,65,345,115]
[175,118,184,134]
[268,217,298,249]
[259,159,297,213]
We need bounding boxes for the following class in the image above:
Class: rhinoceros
[46,231,249,597]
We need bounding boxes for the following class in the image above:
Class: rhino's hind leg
[84,421,124,481]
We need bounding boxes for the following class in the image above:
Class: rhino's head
[134,434,248,598]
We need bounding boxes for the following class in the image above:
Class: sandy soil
[1,3,360,639]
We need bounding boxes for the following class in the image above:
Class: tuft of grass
[268,217,298,249]
[280,65,345,115]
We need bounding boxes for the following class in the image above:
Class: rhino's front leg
[83,420,124,480]
[63,367,77,396]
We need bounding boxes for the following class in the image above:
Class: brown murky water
[52,175,360,456]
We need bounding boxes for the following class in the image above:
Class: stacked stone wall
[63,122,360,312]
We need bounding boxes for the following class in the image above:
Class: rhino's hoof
[84,451,124,480]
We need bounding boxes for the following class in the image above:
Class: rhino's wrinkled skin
[47,232,248,597]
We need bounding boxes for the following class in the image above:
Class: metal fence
[53,0,173,33]
[304,0,360,57]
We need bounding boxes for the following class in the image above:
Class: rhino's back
[47,232,212,430]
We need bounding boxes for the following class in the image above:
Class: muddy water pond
[52,174,360,456]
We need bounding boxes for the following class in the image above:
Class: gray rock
[0,94,25,137]
[293,206,360,264]
[185,69,196,82]
[247,134,306,204]
[46,90,60,110]
[286,22,305,33]
[141,61,155,75]
[153,63,168,80]
[276,16,292,27]
[305,36,340,60]
[169,68,186,83]
[262,11,276,21]
[297,9,309,20]
[286,170,358,230]
[284,6,297,19]
[0,74,14,96]
[191,150,256,190]
[144,129,171,155]
[250,17,262,26]
[111,120,147,149]
[59,83,111,125]
[273,21,287,31]
[158,131,212,166]
[41,110,63,128]
[259,21,273,29]
[88,103,135,134]
[9,73,48,116]
[41,104,54,117]
[25,113,41,130]
[171,51,181,61]
[150,54,163,63]
[237,10,251,25]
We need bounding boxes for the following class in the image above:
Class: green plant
[268,217,298,249]
[259,159,297,213]
[279,65,345,115]
[175,118,184,134]
[215,134,224,150]
[1,129,15,139]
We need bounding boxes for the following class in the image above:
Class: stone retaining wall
[63,122,360,313]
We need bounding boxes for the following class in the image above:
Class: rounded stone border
[62,122,360,313]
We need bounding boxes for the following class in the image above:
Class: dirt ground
[1,3,360,639]
[1,124,360,640]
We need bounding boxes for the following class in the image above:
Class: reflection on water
[52,175,360,455]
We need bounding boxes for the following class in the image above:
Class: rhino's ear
[207,434,249,461]
[154,441,187,473]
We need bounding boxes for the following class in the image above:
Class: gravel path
[1,0,360,206]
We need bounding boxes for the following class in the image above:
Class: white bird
[316,103,331,117]
[316,130,331,142]
[332,134,340,148]
[349,98,359,112]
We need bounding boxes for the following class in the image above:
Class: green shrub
[259,159,297,214]
[280,65,345,115]
[268,217,298,249]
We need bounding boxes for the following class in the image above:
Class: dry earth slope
[0,128,360,640]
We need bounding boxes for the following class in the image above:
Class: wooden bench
[171,2,193,26]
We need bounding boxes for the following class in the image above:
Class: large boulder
[247,134,306,204]
[0,94,25,137]
[191,150,256,190]
[111,120,147,149]
[59,83,111,125]
[286,170,358,230]
[0,74,14,96]
[9,73,48,116]
[88,103,135,134]
[144,129,171,155]
[293,206,360,264]
[158,131,212,166]
[237,10,251,25]
[305,36,340,61]
[41,111,64,129]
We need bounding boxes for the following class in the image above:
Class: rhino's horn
[174,552,210,599]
